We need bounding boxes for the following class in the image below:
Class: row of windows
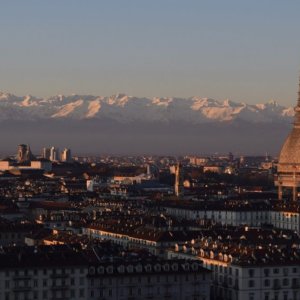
[4,277,86,289]
[4,289,85,300]
[89,286,202,298]
[252,290,298,300]
[5,267,85,277]
[249,267,298,277]
[90,273,205,286]
[248,278,299,288]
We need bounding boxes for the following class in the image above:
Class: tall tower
[50,147,59,162]
[61,148,72,162]
[42,147,51,160]
[174,162,184,197]
[17,144,33,162]
[17,144,27,162]
[275,76,300,201]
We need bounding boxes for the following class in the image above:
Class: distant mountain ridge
[0,92,295,123]
[0,92,293,155]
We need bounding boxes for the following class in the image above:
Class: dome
[278,127,300,168]
[275,77,300,201]
[278,78,300,171]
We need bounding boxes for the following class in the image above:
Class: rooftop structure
[276,77,300,201]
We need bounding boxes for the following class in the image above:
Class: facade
[174,163,184,197]
[169,250,300,300]
[17,144,33,163]
[0,246,88,300]
[61,148,72,162]
[88,260,210,300]
[50,147,59,162]
[167,228,300,300]
[42,148,51,160]
[30,160,52,172]
[0,245,211,300]
[163,202,300,233]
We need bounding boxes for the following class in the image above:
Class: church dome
[278,78,300,172]
[279,127,300,165]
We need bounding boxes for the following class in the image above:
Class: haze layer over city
[1,1,300,155]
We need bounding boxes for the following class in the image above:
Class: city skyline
[0,1,300,105]
[2,2,300,300]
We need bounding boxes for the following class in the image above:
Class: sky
[0,0,300,105]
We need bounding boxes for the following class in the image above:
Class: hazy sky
[1,0,300,105]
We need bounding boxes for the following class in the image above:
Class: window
[284,293,288,300]
[283,278,289,286]
[274,279,280,288]
[79,289,84,298]
[273,268,279,274]
[248,280,255,288]
[264,279,270,287]
[249,293,255,300]
[264,269,269,277]
[248,269,255,277]
[264,292,269,300]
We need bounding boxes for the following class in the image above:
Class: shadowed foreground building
[0,244,211,300]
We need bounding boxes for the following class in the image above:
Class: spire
[298,75,300,107]
[294,76,300,127]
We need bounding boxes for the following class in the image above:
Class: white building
[168,241,300,300]
[50,147,59,162]
[61,148,72,162]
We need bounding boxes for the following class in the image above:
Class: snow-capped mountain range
[0,92,295,123]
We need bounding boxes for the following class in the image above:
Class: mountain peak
[0,92,294,123]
